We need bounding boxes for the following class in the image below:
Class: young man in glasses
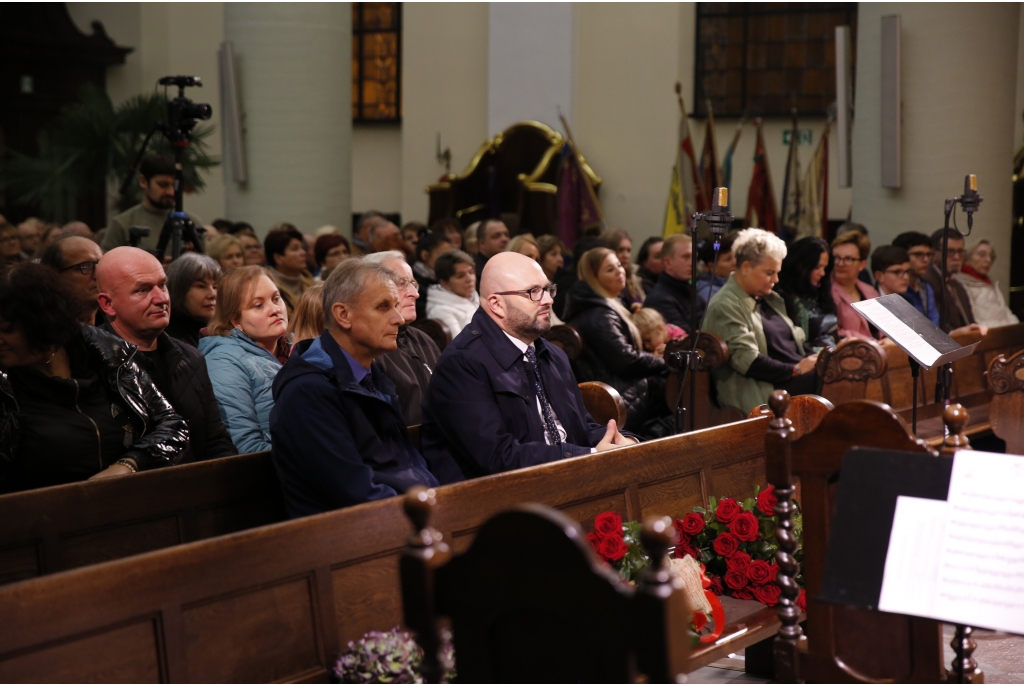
[421,251,636,485]
[871,246,912,298]
[892,232,940,326]
[40,236,104,325]
[921,228,979,333]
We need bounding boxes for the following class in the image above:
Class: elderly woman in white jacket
[425,250,480,338]
[952,240,1019,328]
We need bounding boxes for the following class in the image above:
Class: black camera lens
[184,102,213,121]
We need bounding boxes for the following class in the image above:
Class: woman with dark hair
[564,247,667,430]
[0,264,188,493]
[313,234,351,281]
[775,237,838,350]
[601,228,646,309]
[429,217,463,251]
[165,253,223,347]
[264,226,314,309]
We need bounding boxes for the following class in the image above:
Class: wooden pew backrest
[816,337,886,405]
[666,330,745,430]
[0,415,778,682]
[579,381,627,428]
[987,348,1024,454]
[0,451,285,586]
[767,395,945,683]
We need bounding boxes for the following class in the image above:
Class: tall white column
[852,3,1018,294]
[225,3,351,236]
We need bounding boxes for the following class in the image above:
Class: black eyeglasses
[494,284,557,302]
[62,261,98,276]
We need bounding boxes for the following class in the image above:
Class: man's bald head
[481,252,554,342]
[480,251,547,299]
[97,247,170,349]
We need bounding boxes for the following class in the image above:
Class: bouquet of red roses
[585,512,649,583]
[673,484,804,609]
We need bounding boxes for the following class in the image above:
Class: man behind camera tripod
[101,154,202,254]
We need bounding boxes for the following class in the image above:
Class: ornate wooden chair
[766,391,980,683]
[426,121,601,236]
[814,337,887,405]
[665,331,745,431]
[400,488,690,683]
[986,348,1024,454]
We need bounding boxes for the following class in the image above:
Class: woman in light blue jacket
[199,266,289,454]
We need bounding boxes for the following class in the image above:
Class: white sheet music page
[934,450,1024,634]
[878,496,947,617]
[852,298,942,367]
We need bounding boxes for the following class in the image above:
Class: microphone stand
[673,188,733,434]
[935,175,980,414]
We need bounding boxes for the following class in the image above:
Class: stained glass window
[352,3,401,122]
[694,3,857,118]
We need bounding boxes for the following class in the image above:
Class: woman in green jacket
[702,229,820,414]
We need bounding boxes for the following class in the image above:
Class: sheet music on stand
[852,294,977,369]
[819,447,1024,636]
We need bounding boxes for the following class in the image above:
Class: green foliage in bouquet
[334,627,455,684]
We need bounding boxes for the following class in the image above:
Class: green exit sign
[783,129,813,146]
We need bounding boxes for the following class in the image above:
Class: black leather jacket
[563,280,667,393]
[0,325,188,472]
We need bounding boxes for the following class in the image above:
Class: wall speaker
[835,25,853,188]
[881,15,902,189]
[218,41,247,185]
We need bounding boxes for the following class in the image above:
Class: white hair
[732,228,787,266]
[361,250,406,267]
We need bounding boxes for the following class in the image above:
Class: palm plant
[0,83,219,222]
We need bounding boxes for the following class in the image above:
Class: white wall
[224,3,352,236]
[68,3,227,226]
[852,3,1019,295]
[488,3,574,135]
[400,3,489,224]
[352,126,402,215]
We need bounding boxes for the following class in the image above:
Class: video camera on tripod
[120,75,213,261]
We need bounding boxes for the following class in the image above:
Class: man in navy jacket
[422,252,636,484]
[270,259,437,517]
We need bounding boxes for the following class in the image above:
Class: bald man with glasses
[421,252,635,485]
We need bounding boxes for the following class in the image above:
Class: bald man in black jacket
[421,252,635,484]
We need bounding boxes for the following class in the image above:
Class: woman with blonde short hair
[702,228,819,413]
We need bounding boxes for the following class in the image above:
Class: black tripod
[119,75,212,261]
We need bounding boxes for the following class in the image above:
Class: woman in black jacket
[564,248,667,430]
[0,264,188,493]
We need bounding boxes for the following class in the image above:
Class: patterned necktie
[360,373,379,399]
[524,346,562,445]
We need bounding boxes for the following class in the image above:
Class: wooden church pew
[986,347,1024,454]
[0,380,628,587]
[815,336,887,405]
[665,330,745,431]
[766,392,969,682]
[0,451,285,586]
[0,396,831,683]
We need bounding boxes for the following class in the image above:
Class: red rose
[729,511,760,542]
[712,531,741,557]
[768,562,779,582]
[746,559,773,585]
[753,584,782,606]
[593,512,623,539]
[757,485,778,517]
[707,576,724,595]
[715,498,741,524]
[725,552,751,573]
[586,531,601,551]
[724,568,748,590]
[732,587,754,600]
[680,513,705,536]
[796,589,807,612]
[681,541,702,560]
[692,611,708,632]
[598,534,628,562]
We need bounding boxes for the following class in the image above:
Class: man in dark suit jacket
[270,259,438,517]
[644,234,706,335]
[422,252,635,484]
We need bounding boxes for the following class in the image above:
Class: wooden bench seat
[0,396,832,682]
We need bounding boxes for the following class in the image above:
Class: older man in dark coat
[270,259,438,518]
[422,252,635,485]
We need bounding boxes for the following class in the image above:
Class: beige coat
[952,272,1019,328]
